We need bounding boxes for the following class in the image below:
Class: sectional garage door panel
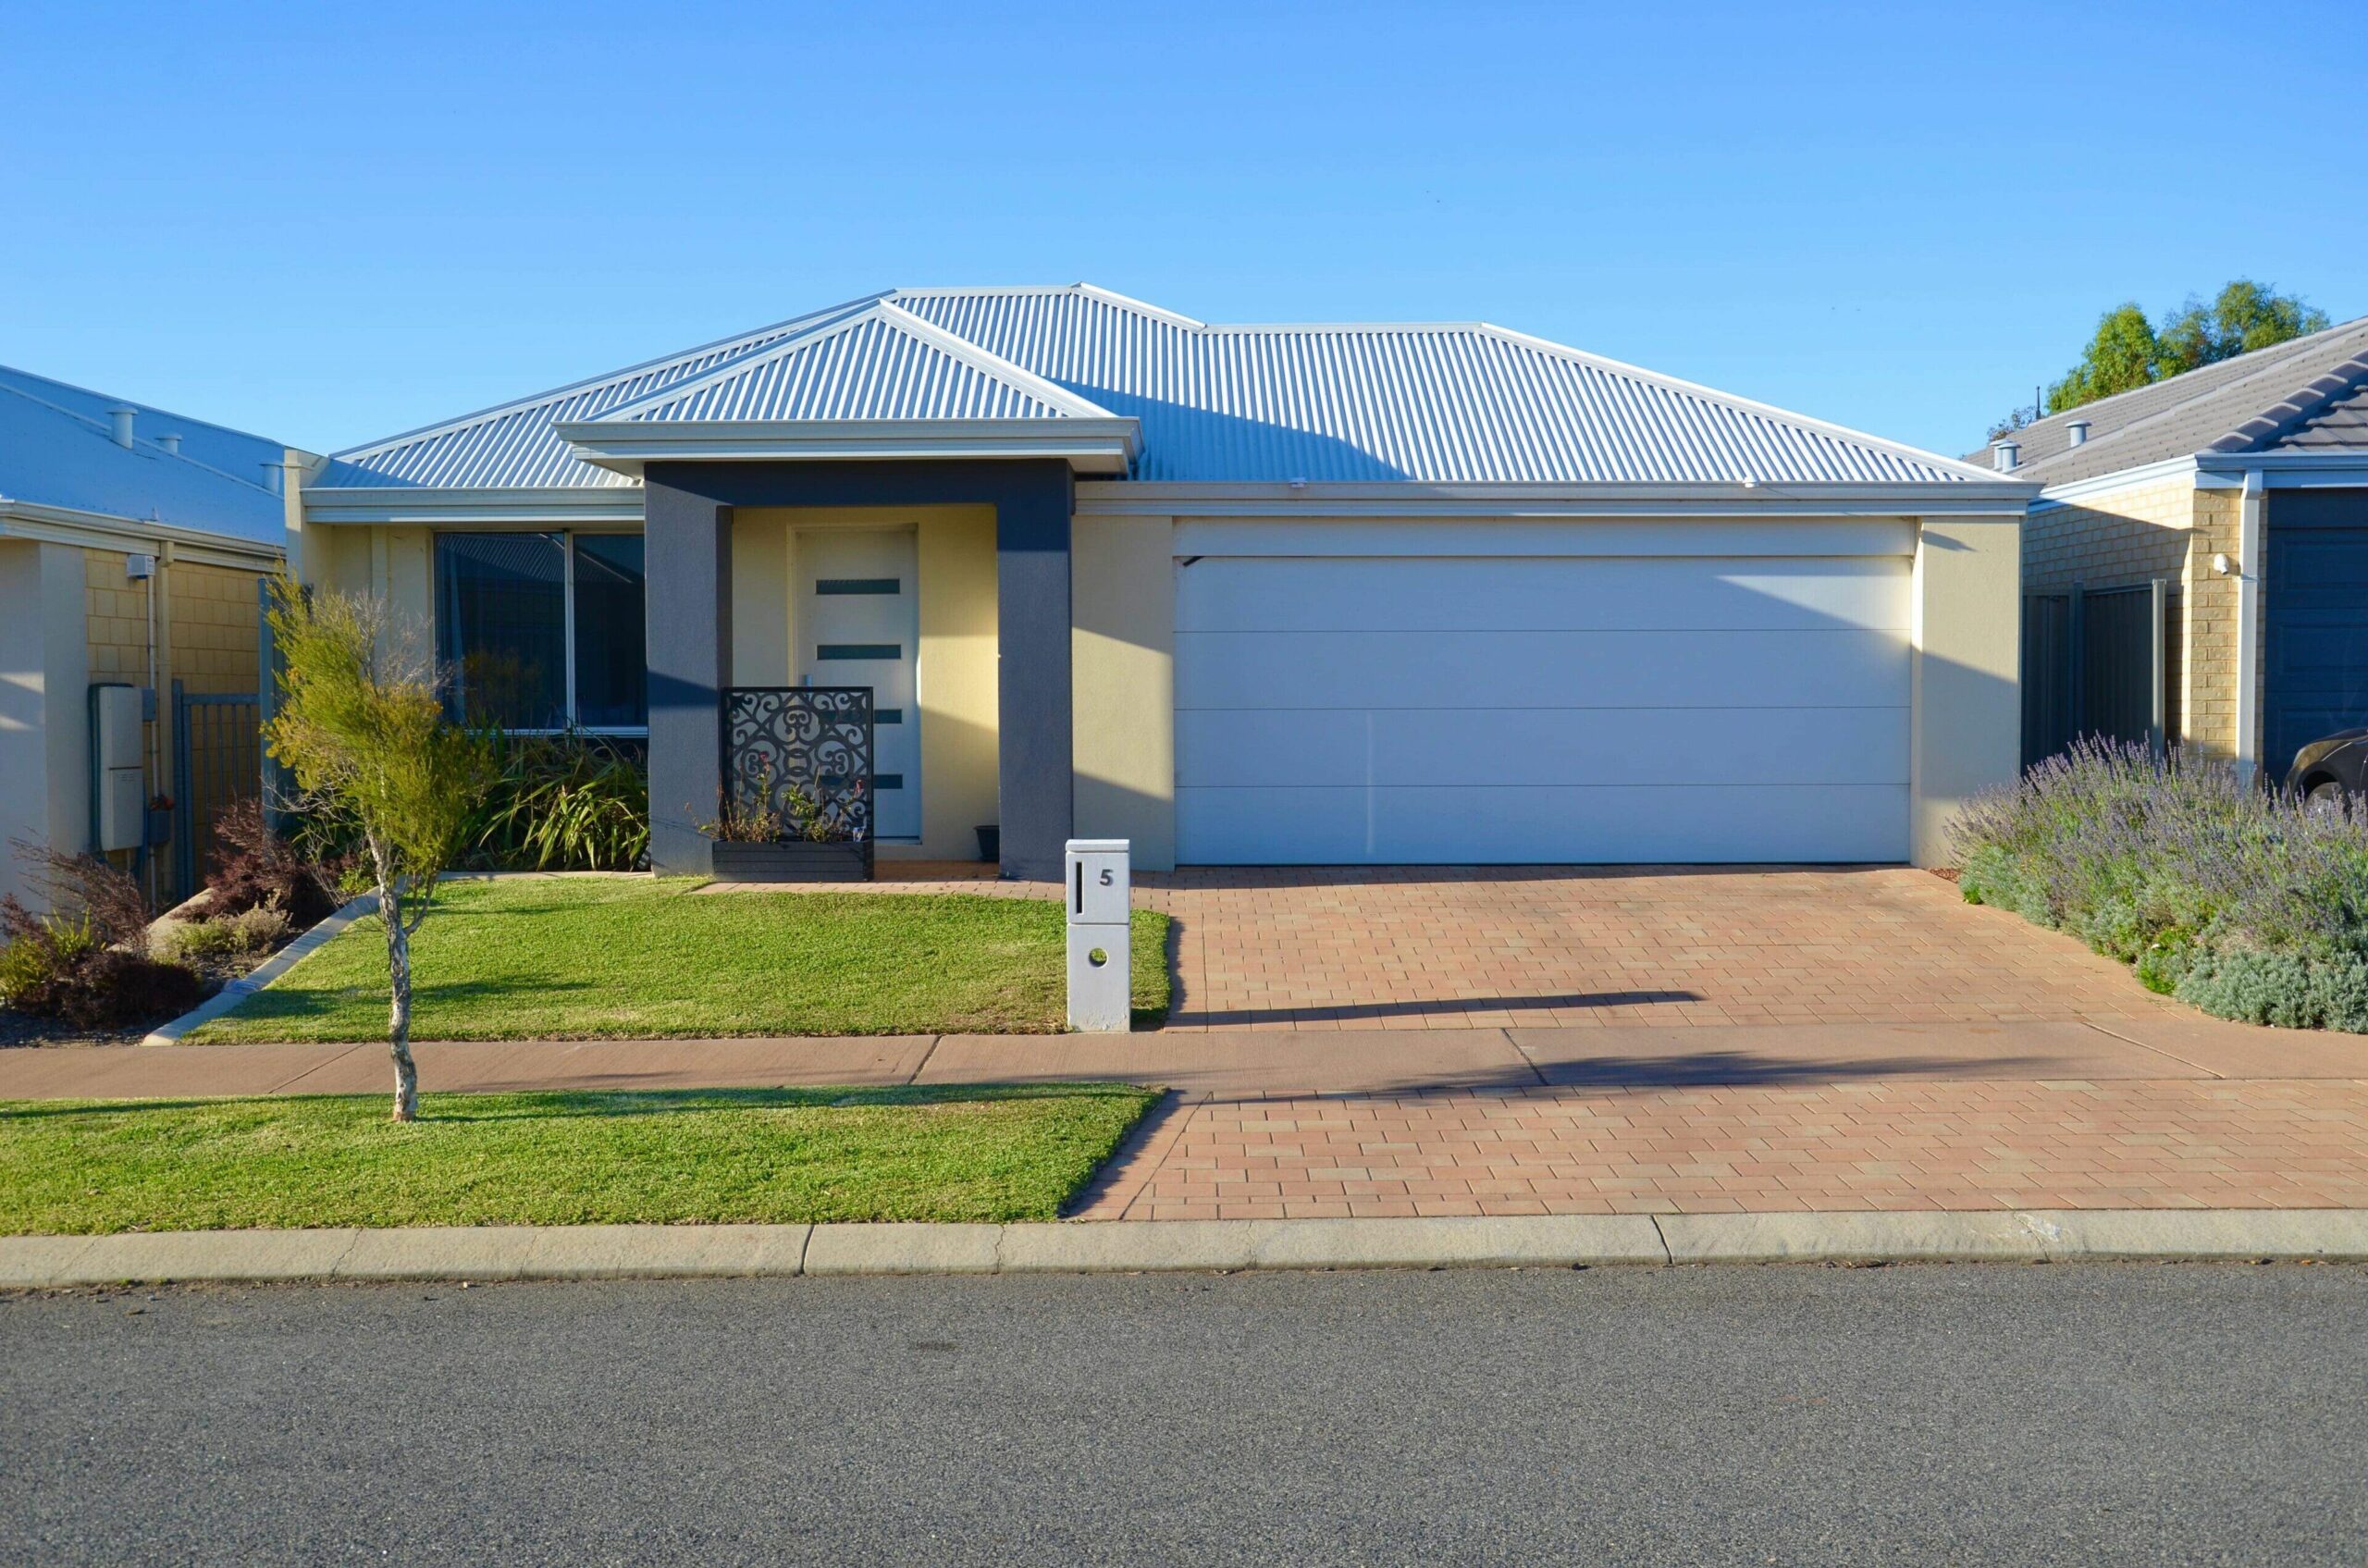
[1173,551,1912,865]
[1178,784,1908,865]
[1178,628,1909,711]
[1176,555,1908,632]
[1178,707,1908,788]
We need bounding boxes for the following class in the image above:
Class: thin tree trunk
[372,838,418,1123]
[387,902,417,1122]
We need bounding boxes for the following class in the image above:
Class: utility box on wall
[1066,838,1131,1033]
[90,683,149,854]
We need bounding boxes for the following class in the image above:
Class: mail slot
[1065,838,1130,1033]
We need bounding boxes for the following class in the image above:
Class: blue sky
[6,0,2362,460]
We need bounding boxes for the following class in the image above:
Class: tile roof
[0,365,286,546]
[1967,316,2368,485]
[325,284,1993,490]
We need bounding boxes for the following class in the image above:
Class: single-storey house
[1980,315,2368,781]
[297,285,2033,879]
[0,366,287,909]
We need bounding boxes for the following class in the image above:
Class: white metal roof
[0,364,287,548]
[325,283,1996,490]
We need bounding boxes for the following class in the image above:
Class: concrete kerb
[11,1211,2368,1289]
[141,892,381,1046]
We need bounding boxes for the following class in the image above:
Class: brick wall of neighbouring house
[83,551,265,697]
[81,549,270,896]
[2022,475,2196,752]
[166,560,266,696]
[2183,487,2248,761]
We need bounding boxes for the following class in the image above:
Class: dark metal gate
[172,682,263,898]
[2022,580,2169,768]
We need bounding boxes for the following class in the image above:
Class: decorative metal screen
[722,686,875,858]
[172,681,265,901]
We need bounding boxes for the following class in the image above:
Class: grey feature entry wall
[639,460,1075,882]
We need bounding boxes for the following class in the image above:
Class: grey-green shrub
[2177,948,2368,1032]
[1953,737,2368,1032]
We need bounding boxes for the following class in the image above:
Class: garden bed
[1956,738,2368,1032]
[0,1084,1157,1233]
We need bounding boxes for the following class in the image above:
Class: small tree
[264,579,494,1121]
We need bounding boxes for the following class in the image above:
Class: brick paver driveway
[1135,865,2158,1031]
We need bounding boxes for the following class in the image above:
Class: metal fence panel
[172,681,264,899]
[2023,580,2168,769]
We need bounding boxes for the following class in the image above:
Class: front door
[796,528,920,841]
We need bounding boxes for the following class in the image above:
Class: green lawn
[190,878,1172,1043]
[0,1085,1157,1233]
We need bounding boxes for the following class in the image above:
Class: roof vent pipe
[2066,419,2090,447]
[107,406,136,448]
[155,432,181,455]
[1992,438,2020,472]
[260,461,283,496]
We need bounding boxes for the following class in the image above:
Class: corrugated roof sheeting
[0,368,285,544]
[898,290,1969,483]
[333,304,871,488]
[329,284,1980,488]
[623,313,1079,423]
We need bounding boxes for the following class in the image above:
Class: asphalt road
[5,1264,2364,1566]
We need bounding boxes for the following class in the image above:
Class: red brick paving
[725,864,2171,1032]
[1078,1078,2368,1221]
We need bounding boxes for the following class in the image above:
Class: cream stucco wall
[734,505,1000,863]
[0,541,93,909]
[1911,515,2022,866]
[1072,515,1176,870]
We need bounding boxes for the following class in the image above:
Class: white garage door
[1174,549,1911,864]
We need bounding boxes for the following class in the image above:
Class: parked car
[2288,728,2368,805]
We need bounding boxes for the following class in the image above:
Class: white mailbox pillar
[1065,838,1131,1033]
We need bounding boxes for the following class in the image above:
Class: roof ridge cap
[2204,350,2368,452]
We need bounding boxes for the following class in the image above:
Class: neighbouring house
[297,284,2033,879]
[1976,316,2368,780]
[0,366,289,910]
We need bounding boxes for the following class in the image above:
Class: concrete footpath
[9,1209,2368,1290]
[6,1016,2366,1276]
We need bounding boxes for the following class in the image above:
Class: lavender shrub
[1953,737,2368,1032]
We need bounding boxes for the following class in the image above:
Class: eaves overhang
[2029,450,2368,511]
[1073,478,2038,520]
[554,417,1141,477]
[0,499,284,570]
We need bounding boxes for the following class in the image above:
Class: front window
[435,531,647,731]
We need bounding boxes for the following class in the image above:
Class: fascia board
[0,501,285,569]
[557,417,1140,475]
[1074,479,2032,520]
[302,487,646,525]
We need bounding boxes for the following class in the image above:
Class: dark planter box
[709,840,870,883]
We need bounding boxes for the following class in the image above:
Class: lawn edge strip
[10,1210,2368,1288]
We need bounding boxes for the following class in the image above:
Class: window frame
[436,527,648,737]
